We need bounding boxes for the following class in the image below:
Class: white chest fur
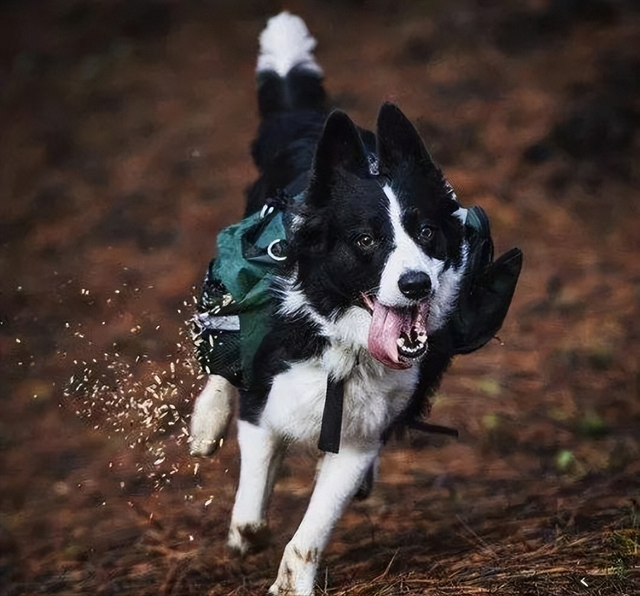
[259,345,419,448]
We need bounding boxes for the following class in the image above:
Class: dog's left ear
[376,102,440,180]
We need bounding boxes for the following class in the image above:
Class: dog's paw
[189,375,235,456]
[268,542,318,595]
[228,521,271,556]
[268,578,315,596]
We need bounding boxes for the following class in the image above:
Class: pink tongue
[368,302,413,369]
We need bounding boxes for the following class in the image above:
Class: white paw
[269,542,318,596]
[189,375,235,456]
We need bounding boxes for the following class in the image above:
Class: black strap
[317,379,458,453]
[407,419,459,437]
[318,378,345,453]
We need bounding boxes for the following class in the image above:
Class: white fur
[277,275,329,330]
[453,206,468,223]
[257,12,323,78]
[428,252,468,332]
[380,183,468,331]
[278,278,373,370]
[189,375,235,456]
[260,352,417,447]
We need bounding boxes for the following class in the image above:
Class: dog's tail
[255,12,326,118]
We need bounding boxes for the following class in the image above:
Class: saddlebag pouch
[449,206,523,354]
[192,203,288,388]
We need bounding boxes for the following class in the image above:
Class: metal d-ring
[267,239,287,261]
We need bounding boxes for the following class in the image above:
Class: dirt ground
[1,1,639,594]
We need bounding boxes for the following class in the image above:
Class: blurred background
[1,1,638,594]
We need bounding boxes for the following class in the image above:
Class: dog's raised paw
[189,375,235,456]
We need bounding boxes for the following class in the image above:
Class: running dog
[189,12,521,596]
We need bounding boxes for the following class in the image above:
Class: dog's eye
[355,233,375,249]
[417,224,435,243]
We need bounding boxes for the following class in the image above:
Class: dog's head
[288,104,467,369]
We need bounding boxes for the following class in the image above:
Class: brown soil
[1,1,638,595]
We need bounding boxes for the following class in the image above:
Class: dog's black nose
[398,271,432,300]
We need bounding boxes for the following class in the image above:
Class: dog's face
[288,104,467,369]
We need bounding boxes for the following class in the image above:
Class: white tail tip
[256,11,323,78]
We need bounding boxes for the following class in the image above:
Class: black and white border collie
[190,12,498,596]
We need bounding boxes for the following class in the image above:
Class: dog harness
[192,193,522,453]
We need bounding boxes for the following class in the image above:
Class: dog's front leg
[228,420,284,554]
[189,375,235,456]
[269,445,379,596]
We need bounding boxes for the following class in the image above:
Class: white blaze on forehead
[378,184,444,307]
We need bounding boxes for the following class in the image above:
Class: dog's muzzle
[362,294,430,369]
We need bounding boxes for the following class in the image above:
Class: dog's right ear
[309,110,370,193]
[376,102,439,179]
[297,110,369,256]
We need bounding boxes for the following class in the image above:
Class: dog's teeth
[397,338,405,348]
[417,332,427,344]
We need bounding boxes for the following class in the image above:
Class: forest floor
[1,1,639,594]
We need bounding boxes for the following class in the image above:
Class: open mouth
[361,294,430,369]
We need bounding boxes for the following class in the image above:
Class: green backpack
[193,203,288,388]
